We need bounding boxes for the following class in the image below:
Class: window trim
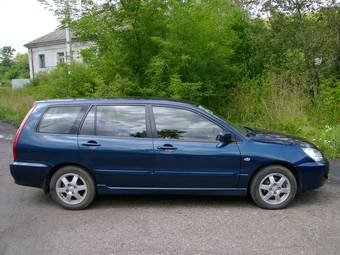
[36,105,88,135]
[77,104,96,136]
[150,104,228,143]
[78,103,152,139]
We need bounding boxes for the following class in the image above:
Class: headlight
[302,147,323,161]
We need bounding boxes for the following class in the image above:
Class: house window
[38,54,46,68]
[57,52,65,63]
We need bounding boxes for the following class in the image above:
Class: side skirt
[97,185,247,196]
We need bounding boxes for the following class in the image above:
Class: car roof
[35,97,198,107]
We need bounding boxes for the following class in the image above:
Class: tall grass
[0,87,34,126]
[224,71,340,158]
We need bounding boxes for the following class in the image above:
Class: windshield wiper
[243,126,256,137]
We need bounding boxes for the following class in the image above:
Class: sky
[0,0,59,53]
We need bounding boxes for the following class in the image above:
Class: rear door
[77,104,154,188]
[151,106,241,189]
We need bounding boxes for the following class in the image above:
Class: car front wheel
[50,166,95,210]
[250,165,297,209]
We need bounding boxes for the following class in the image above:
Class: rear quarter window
[38,106,83,134]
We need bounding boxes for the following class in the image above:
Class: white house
[24,28,91,79]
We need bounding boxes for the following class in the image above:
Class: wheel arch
[247,161,301,194]
[43,163,96,193]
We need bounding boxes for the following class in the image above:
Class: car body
[10,98,329,209]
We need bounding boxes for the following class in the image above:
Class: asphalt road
[0,122,339,255]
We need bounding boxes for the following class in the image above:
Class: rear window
[38,106,83,134]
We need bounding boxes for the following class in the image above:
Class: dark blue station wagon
[10,98,329,209]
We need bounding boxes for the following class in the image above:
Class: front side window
[153,107,223,141]
[38,54,46,68]
[38,106,83,134]
[80,105,147,138]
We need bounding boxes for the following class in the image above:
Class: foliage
[317,76,340,123]
[0,46,15,67]
[0,88,34,125]
[224,70,340,158]
[1,53,30,81]
[0,46,30,87]
[27,63,105,98]
[73,0,266,108]
[38,0,84,24]
[0,0,339,158]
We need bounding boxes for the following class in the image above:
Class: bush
[0,63,106,126]
[316,77,340,124]
[27,63,105,99]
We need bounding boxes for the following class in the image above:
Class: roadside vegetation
[0,0,339,158]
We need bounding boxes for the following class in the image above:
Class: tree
[74,0,170,91]
[241,0,339,97]
[5,53,30,79]
[38,0,84,24]
[0,46,16,67]
[241,0,333,17]
[73,0,261,109]
[38,0,87,63]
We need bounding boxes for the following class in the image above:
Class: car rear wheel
[250,165,297,209]
[50,166,95,210]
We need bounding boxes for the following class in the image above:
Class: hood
[246,127,315,148]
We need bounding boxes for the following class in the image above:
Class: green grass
[0,87,34,126]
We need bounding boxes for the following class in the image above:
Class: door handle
[81,140,101,147]
[157,144,177,150]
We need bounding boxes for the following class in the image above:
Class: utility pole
[65,0,72,64]
[65,26,72,64]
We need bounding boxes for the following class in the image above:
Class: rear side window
[80,105,147,138]
[38,106,83,134]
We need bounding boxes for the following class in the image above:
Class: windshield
[198,105,248,136]
[198,105,251,136]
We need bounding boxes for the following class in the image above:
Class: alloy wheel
[55,173,88,205]
[258,173,291,205]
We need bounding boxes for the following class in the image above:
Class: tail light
[13,102,36,161]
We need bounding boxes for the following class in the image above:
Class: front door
[78,105,154,188]
[151,106,241,189]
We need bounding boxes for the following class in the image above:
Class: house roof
[24,28,78,49]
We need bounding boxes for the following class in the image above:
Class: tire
[50,166,96,210]
[250,165,297,209]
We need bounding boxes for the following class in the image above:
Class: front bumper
[296,160,329,191]
[10,161,50,189]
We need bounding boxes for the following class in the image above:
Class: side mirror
[216,133,233,144]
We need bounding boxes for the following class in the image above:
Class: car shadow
[92,194,254,210]
[30,181,338,210]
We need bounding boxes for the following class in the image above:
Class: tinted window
[80,106,95,135]
[96,105,147,138]
[153,107,222,141]
[38,106,83,134]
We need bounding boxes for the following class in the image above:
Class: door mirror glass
[216,133,233,144]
